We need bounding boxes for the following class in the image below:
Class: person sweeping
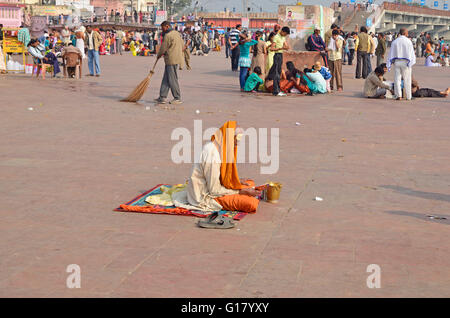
[154,20,184,105]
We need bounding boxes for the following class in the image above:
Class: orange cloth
[215,180,259,213]
[215,194,259,213]
[211,121,243,190]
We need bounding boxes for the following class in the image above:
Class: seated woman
[363,63,393,99]
[172,121,261,213]
[425,53,441,67]
[244,66,264,92]
[301,64,328,94]
[411,77,449,98]
[283,61,310,94]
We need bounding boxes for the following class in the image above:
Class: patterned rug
[114,184,247,220]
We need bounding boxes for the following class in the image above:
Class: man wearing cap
[307,27,328,67]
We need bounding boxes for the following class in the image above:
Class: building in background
[0,0,26,27]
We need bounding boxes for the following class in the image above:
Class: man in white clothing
[386,28,416,100]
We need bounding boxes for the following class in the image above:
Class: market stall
[2,27,27,73]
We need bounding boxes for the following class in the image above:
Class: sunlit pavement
[0,51,449,297]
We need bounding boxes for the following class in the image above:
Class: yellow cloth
[272,33,286,53]
[266,40,275,73]
[145,184,187,206]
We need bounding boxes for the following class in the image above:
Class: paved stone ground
[0,51,449,297]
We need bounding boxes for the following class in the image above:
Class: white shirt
[387,35,416,69]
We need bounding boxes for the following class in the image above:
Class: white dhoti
[76,39,86,59]
[393,59,412,100]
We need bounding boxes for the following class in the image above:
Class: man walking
[387,28,416,101]
[85,25,102,77]
[375,33,386,67]
[155,21,184,105]
[355,26,369,79]
[269,26,290,97]
[229,24,242,71]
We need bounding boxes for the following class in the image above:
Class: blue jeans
[88,49,101,75]
[239,67,249,90]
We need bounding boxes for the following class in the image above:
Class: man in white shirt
[387,28,416,101]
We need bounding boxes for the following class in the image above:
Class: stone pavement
[0,51,449,297]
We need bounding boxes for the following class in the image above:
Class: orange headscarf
[211,121,243,190]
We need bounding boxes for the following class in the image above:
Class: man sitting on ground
[172,121,261,213]
[363,63,393,98]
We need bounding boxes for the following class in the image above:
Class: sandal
[197,212,235,229]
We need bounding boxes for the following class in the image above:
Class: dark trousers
[348,49,355,65]
[231,46,240,71]
[355,50,368,78]
[320,51,329,67]
[413,88,445,98]
[367,54,373,74]
[271,53,283,95]
[160,65,181,100]
[45,52,60,76]
[225,44,231,58]
[376,53,384,67]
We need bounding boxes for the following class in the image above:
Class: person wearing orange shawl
[172,121,261,213]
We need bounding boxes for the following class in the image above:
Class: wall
[0,1,24,27]
[278,5,334,51]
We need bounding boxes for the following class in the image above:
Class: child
[244,66,264,92]
[315,61,332,92]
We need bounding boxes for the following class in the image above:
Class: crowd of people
[1,16,448,101]
[212,22,449,100]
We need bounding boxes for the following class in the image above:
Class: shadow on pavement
[380,185,450,203]
[385,210,449,225]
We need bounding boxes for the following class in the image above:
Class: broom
[121,57,160,103]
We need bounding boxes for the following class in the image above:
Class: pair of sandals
[197,212,235,229]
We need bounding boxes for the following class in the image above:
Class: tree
[170,0,192,15]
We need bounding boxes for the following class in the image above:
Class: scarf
[387,35,416,69]
[211,121,243,190]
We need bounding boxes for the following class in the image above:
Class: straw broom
[121,57,160,103]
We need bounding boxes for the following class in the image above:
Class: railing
[383,1,450,17]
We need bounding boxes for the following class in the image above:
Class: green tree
[170,0,192,15]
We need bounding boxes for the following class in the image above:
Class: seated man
[61,43,82,78]
[173,121,261,213]
[27,38,61,77]
[363,63,393,98]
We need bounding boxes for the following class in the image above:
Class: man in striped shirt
[229,24,242,71]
